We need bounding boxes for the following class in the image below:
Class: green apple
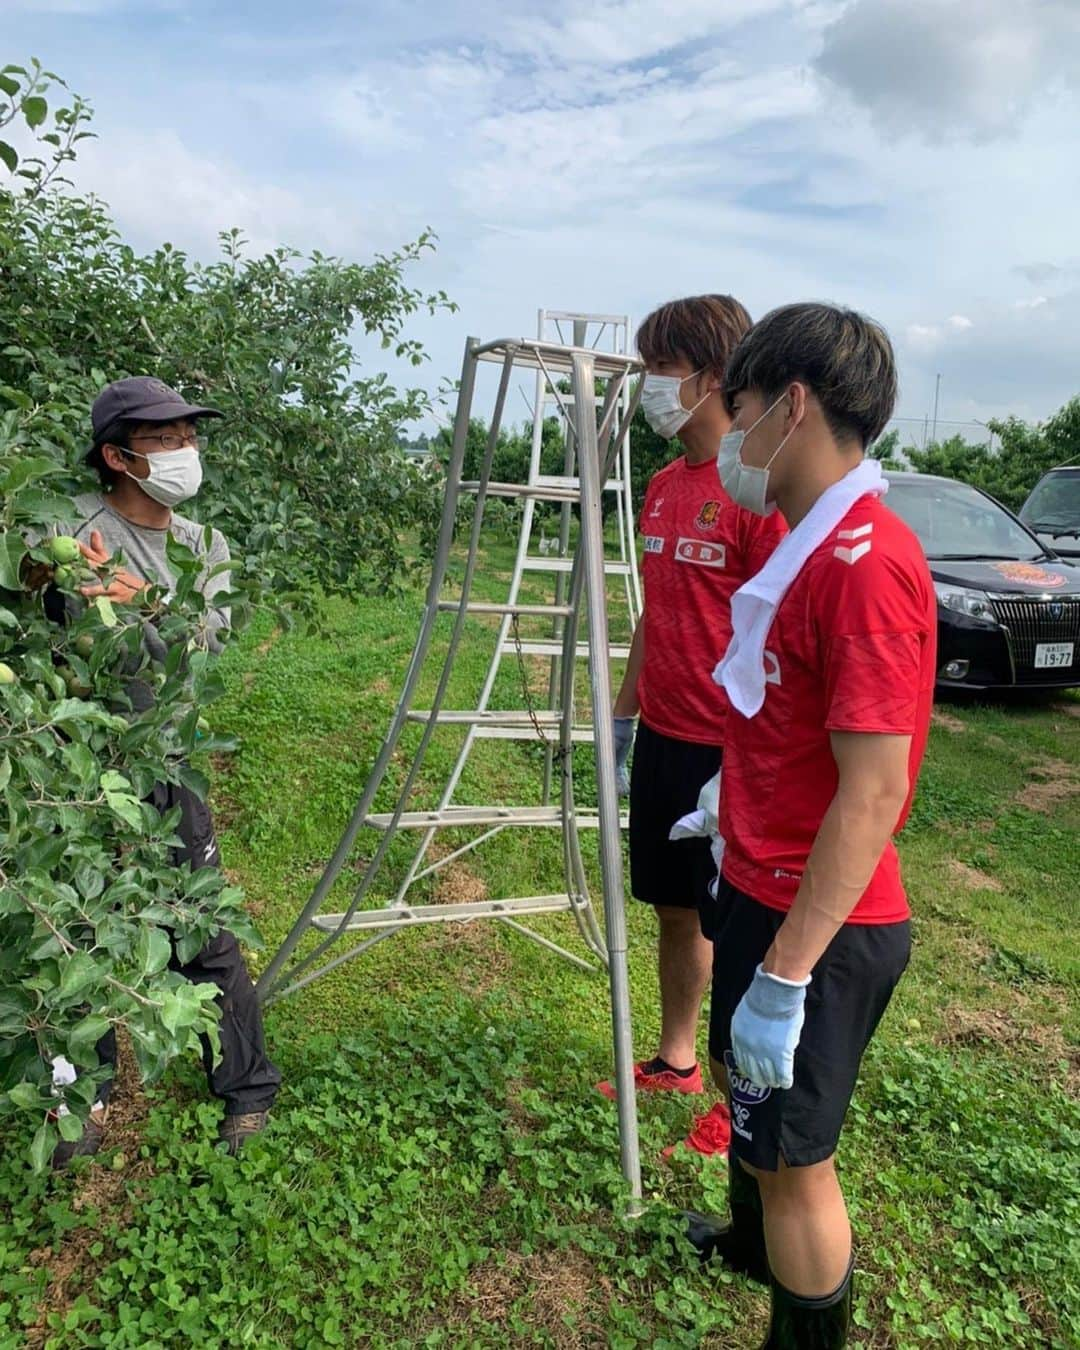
[60,665,92,698]
[74,633,95,659]
[49,535,81,565]
[0,662,15,685]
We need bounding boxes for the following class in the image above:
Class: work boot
[759,1256,854,1349]
[682,1152,770,1284]
[217,1110,270,1154]
[51,1108,107,1170]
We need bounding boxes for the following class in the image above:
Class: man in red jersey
[597,297,785,1163]
[691,304,936,1348]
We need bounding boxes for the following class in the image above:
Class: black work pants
[94,782,280,1115]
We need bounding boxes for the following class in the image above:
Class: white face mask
[126,446,203,507]
[717,393,796,516]
[640,370,710,440]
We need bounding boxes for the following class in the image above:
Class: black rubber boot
[682,1154,770,1284]
[759,1256,854,1349]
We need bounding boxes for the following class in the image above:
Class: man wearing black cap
[51,377,281,1165]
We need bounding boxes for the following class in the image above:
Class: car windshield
[1019,471,1080,532]
[885,476,1047,561]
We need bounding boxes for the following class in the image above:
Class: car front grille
[990,595,1080,677]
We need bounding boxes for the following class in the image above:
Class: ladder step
[436,601,574,618]
[533,474,624,494]
[475,724,596,743]
[460,480,580,503]
[459,478,624,502]
[364,805,627,829]
[311,894,575,932]
[500,639,632,659]
[405,710,596,743]
[407,709,563,727]
[522,557,631,576]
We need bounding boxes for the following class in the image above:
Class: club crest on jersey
[675,538,726,568]
[724,1050,772,1106]
[695,499,723,531]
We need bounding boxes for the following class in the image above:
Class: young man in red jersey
[691,304,936,1347]
[597,296,785,1162]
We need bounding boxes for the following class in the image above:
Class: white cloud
[499,0,791,65]
[816,0,1080,141]
[71,128,405,259]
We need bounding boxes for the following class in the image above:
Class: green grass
[1,538,1078,1348]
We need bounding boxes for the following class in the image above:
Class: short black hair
[723,303,897,448]
[636,294,753,380]
[87,418,139,489]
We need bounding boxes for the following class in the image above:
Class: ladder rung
[522,557,631,576]
[363,806,627,829]
[436,601,574,618]
[311,895,575,932]
[500,640,632,659]
[407,709,563,727]
[533,474,624,493]
[367,806,557,828]
[475,724,596,743]
[405,710,596,743]
[460,481,580,502]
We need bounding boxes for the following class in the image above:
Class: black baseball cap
[87,376,222,461]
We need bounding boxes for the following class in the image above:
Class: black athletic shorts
[629,720,721,910]
[708,877,910,1170]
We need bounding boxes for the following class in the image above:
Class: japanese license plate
[1034,642,1075,669]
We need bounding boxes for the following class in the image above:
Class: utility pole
[931,373,942,444]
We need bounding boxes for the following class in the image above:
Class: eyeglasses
[128,433,209,453]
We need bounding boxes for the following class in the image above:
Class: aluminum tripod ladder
[258,330,645,1208]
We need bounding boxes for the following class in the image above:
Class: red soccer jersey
[718,493,937,923]
[637,455,786,747]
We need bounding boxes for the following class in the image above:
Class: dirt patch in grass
[1051,700,1080,719]
[434,858,489,905]
[256,626,282,657]
[947,859,1003,892]
[415,844,510,992]
[931,709,967,734]
[939,1002,1080,1096]
[451,1247,612,1347]
[24,1032,152,1349]
[505,1075,543,1133]
[1014,757,1079,813]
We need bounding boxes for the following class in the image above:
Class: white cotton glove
[613,716,636,797]
[730,964,811,1090]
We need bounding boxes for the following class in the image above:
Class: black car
[883,471,1080,691]
[1019,464,1080,560]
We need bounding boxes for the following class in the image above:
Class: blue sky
[5,0,1080,445]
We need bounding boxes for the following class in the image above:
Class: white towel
[715,459,889,719]
[668,770,725,877]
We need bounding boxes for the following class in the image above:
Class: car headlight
[935,583,995,623]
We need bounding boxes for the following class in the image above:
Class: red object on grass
[595,1059,705,1101]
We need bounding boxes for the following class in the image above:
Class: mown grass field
[2,532,1078,1349]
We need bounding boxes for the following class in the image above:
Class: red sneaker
[596,1059,704,1101]
[662,1101,731,1159]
